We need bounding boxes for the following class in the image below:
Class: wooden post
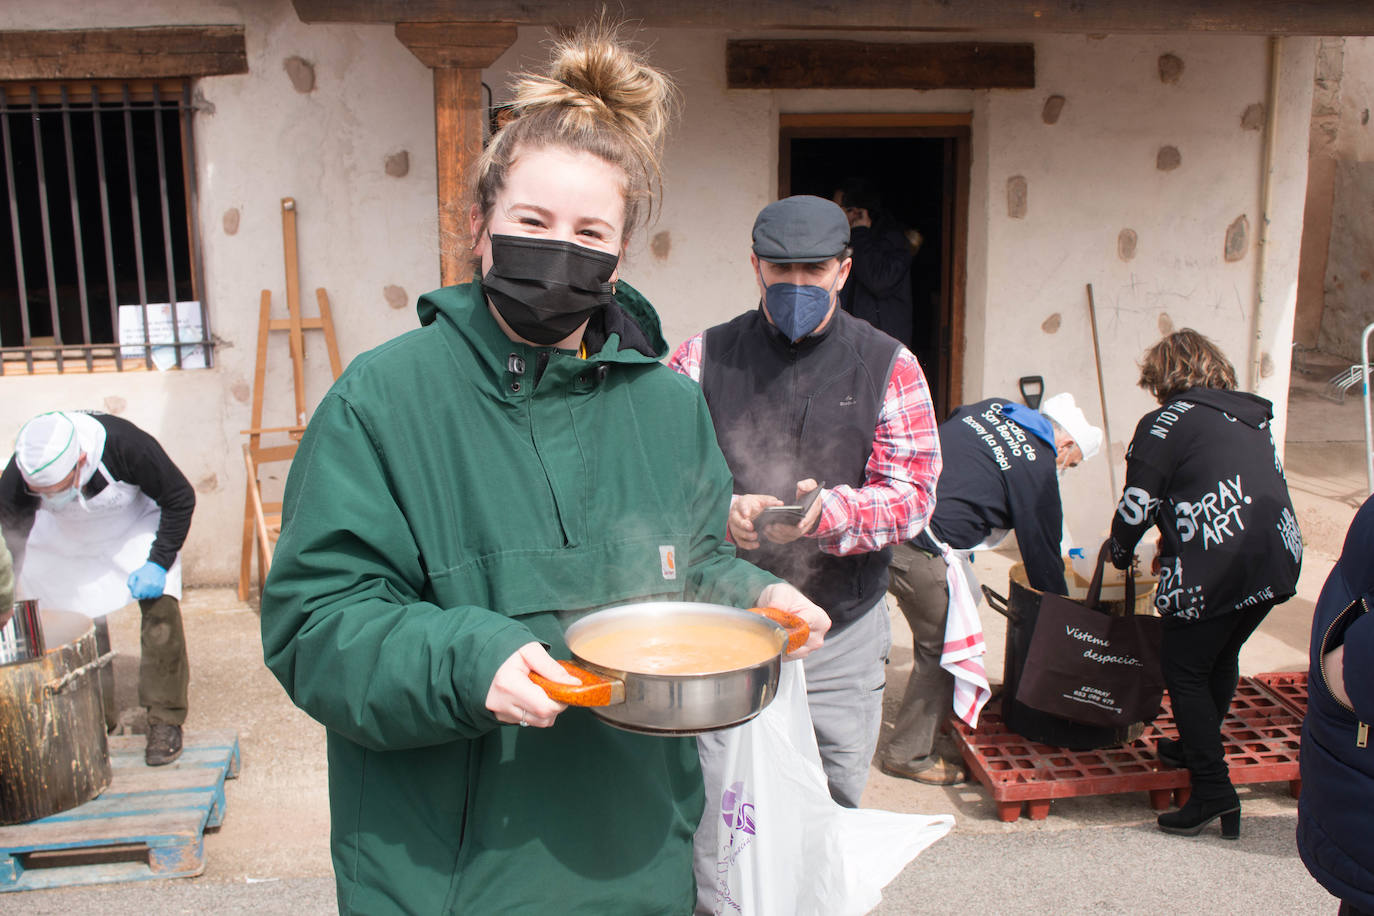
[396,22,517,287]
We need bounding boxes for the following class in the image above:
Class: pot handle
[748,606,810,654]
[529,661,625,708]
[981,585,1018,622]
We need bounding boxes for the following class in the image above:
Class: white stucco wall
[1,5,1316,583]
[973,34,1314,543]
[489,29,1316,550]
[2,0,439,585]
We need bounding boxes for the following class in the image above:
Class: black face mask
[482,234,619,346]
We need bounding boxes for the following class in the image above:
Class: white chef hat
[1041,393,1103,461]
[15,411,81,487]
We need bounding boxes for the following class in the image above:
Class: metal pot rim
[563,601,788,678]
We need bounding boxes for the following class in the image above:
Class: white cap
[15,411,80,487]
[1041,393,1103,461]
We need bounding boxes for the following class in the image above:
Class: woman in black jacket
[1108,329,1301,838]
[1298,496,1374,914]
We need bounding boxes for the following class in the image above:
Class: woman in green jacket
[260,25,828,916]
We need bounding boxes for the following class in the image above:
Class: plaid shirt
[669,332,941,557]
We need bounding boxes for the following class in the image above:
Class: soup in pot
[571,621,779,675]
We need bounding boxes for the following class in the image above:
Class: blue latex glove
[128,562,167,600]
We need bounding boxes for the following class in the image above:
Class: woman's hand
[485,641,577,728]
[758,582,830,659]
[1323,644,1351,708]
[729,493,784,550]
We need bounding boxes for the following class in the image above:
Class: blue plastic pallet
[0,728,240,891]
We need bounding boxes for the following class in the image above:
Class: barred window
[0,79,209,374]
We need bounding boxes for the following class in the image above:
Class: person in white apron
[0,410,195,766]
[883,393,1102,785]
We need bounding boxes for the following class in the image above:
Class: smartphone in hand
[756,485,824,527]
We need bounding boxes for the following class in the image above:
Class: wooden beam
[395,23,517,287]
[395,21,518,69]
[731,40,1033,91]
[433,68,485,287]
[294,0,1374,36]
[0,27,247,81]
[780,113,973,129]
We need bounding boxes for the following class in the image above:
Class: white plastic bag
[694,661,954,916]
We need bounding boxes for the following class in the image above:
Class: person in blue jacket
[1298,495,1374,914]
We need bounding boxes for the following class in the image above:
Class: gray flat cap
[752,195,850,263]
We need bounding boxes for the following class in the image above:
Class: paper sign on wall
[118,301,207,370]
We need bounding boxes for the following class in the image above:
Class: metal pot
[0,600,45,666]
[530,601,808,736]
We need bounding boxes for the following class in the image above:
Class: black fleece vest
[701,308,900,629]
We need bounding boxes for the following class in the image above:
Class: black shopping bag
[1014,540,1164,728]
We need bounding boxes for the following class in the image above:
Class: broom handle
[1085,283,1118,499]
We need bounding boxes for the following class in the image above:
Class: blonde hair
[1138,328,1238,403]
[471,24,676,248]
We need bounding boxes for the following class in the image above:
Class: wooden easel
[238,197,343,599]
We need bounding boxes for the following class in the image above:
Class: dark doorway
[780,115,969,417]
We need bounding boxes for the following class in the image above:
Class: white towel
[936,541,991,728]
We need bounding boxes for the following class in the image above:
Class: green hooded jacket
[261,281,776,915]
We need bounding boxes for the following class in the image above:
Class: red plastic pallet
[1252,670,1309,719]
[951,678,1302,822]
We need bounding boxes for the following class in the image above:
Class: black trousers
[1160,602,1273,798]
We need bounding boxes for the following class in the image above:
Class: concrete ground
[12,359,1366,914]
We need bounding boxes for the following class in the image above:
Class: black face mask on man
[482,234,619,346]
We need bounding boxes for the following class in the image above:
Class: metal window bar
[121,84,153,371]
[91,84,122,372]
[180,83,210,355]
[0,89,32,375]
[60,86,93,372]
[0,80,211,374]
[29,87,64,373]
[151,84,181,370]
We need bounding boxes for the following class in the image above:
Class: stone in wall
[195,473,219,493]
[102,395,127,414]
[223,208,240,236]
[385,151,410,178]
[1241,104,1264,131]
[1041,313,1061,333]
[1007,176,1027,219]
[1158,313,1174,335]
[1158,54,1184,85]
[1118,229,1137,261]
[284,56,316,94]
[1042,95,1066,125]
[384,284,408,310]
[1224,215,1249,262]
[1319,160,1374,359]
[1156,146,1181,171]
[651,230,671,260]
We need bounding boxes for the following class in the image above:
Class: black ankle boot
[1158,793,1240,839]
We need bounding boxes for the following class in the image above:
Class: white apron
[15,461,183,619]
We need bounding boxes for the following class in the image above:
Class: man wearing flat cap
[0,410,195,765]
[882,392,1103,786]
[671,195,942,807]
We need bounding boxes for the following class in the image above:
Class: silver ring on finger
[519,709,528,727]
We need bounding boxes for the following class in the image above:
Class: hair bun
[469,23,678,246]
[509,25,674,158]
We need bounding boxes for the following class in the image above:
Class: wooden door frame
[778,113,970,414]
